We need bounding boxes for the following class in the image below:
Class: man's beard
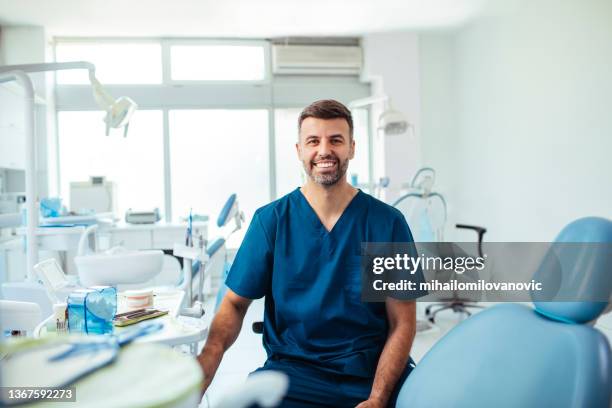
[304,155,349,186]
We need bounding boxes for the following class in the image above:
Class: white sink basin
[75,248,164,287]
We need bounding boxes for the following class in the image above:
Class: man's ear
[295,142,301,160]
[349,138,355,160]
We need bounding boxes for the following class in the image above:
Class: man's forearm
[197,296,250,392]
[369,323,416,406]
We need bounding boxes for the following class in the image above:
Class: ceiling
[0,0,507,38]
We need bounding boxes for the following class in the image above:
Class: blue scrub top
[226,188,422,379]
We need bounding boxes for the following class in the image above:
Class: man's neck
[300,179,358,218]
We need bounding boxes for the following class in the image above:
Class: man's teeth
[315,162,336,168]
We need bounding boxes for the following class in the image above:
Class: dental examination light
[0,62,137,280]
[349,94,410,135]
[348,94,411,197]
[90,76,137,137]
[378,107,408,135]
[0,62,137,137]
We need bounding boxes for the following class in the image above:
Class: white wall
[0,26,52,198]
[362,32,422,203]
[0,26,46,66]
[420,0,612,241]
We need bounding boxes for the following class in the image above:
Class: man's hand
[355,397,386,408]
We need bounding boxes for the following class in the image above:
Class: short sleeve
[393,212,416,243]
[225,212,273,299]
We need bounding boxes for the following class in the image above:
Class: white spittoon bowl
[75,248,164,287]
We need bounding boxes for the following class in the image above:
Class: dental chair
[393,167,487,323]
[396,217,612,408]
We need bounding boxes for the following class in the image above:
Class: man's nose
[318,139,332,155]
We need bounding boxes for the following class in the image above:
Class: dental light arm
[349,94,390,109]
[0,61,96,81]
[0,61,137,137]
[0,62,137,280]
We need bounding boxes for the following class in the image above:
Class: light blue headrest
[217,194,237,228]
[534,217,612,324]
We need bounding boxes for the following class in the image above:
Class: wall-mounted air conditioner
[272,44,362,75]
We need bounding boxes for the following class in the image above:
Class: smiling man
[197,100,420,407]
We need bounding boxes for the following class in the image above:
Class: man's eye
[308,140,318,145]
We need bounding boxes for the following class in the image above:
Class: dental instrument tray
[113,308,168,327]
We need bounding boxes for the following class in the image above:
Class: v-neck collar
[293,187,363,235]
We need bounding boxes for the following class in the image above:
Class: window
[57,111,165,216]
[274,108,370,198]
[274,108,303,197]
[169,109,269,245]
[55,42,162,84]
[53,39,372,248]
[170,44,266,81]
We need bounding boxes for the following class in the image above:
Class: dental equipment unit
[174,210,207,318]
[393,167,487,323]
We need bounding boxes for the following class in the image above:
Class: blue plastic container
[40,197,63,218]
[67,286,117,335]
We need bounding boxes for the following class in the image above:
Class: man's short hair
[298,99,354,139]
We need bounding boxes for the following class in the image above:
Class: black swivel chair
[423,224,487,323]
